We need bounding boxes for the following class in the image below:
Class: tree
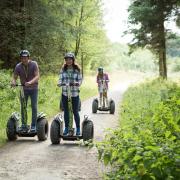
[176,1,180,27]
[0,0,57,69]
[127,0,179,78]
[74,0,110,72]
[0,0,108,73]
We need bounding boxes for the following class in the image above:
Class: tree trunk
[75,5,84,56]
[159,46,167,79]
[20,0,26,49]
[158,1,167,79]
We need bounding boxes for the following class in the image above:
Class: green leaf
[103,153,111,166]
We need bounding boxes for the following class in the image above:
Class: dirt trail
[0,72,144,180]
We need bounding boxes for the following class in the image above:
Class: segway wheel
[109,100,115,114]
[37,118,49,141]
[92,99,98,113]
[6,118,17,141]
[50,120,60,144]
[82,120,94,142]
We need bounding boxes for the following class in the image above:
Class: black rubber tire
[6,118,17,141]
[110,100,115,114]
[92,99,98,113]
[37,118,49,141]
[50,120,60,144]
[82,120,94,142]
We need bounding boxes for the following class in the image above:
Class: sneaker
[76,127,80,136]
[63,127,68,135]
[30,126,36,133]
[19,125,29,132]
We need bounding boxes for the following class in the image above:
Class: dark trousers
[62,95,80,129]
[21,89,38,127]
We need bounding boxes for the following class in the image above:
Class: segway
[50,82,94,144]
[92,80,115,114]
[6,85,49,141]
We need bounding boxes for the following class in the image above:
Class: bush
[97,79,180,180]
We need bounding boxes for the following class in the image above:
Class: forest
[0,0,179,76]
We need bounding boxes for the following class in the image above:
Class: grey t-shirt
[14,60,39,89]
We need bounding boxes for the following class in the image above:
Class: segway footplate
[98,107,110,111]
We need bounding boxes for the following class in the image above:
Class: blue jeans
[21,89,38,127]
[62,95,80,129]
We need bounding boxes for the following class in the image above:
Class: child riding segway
[50,52,94,144]
[92,67,115,114]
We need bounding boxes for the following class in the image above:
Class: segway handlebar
[99,79,109,83]
[11,84,24,87]
[57,82,79,87]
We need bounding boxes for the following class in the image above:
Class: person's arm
[11,65,19,86]
[25,62,39,87]
[11,73,18,86]
[77,72,82,86]
[97,75,102,83]
[96,75,99,83]
[57,70,64,87]
[105,73,109,82]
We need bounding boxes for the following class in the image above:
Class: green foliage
[176,1,180,27]
[0,0,109,73]
[38,75,60,116]
[0,70,19,145]
[168,57,180,72]
[128,0,178,52]
[80,75,97,99]
[166,36,180,73]
[127,0,179,78]
[105,43,157,72]
[97,79,180,179]
[167,36,180,58]
[0,0,57,69]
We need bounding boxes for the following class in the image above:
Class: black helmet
[98,67,103,72]
[20,50,30,57]
[64,52,75,60]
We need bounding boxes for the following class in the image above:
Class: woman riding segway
[50,52,94,144]
[58,52,82,136]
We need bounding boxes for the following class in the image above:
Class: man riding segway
[7,50,48,141]
[11,50,39,132]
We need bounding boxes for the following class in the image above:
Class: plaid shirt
[58,68,82,97]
